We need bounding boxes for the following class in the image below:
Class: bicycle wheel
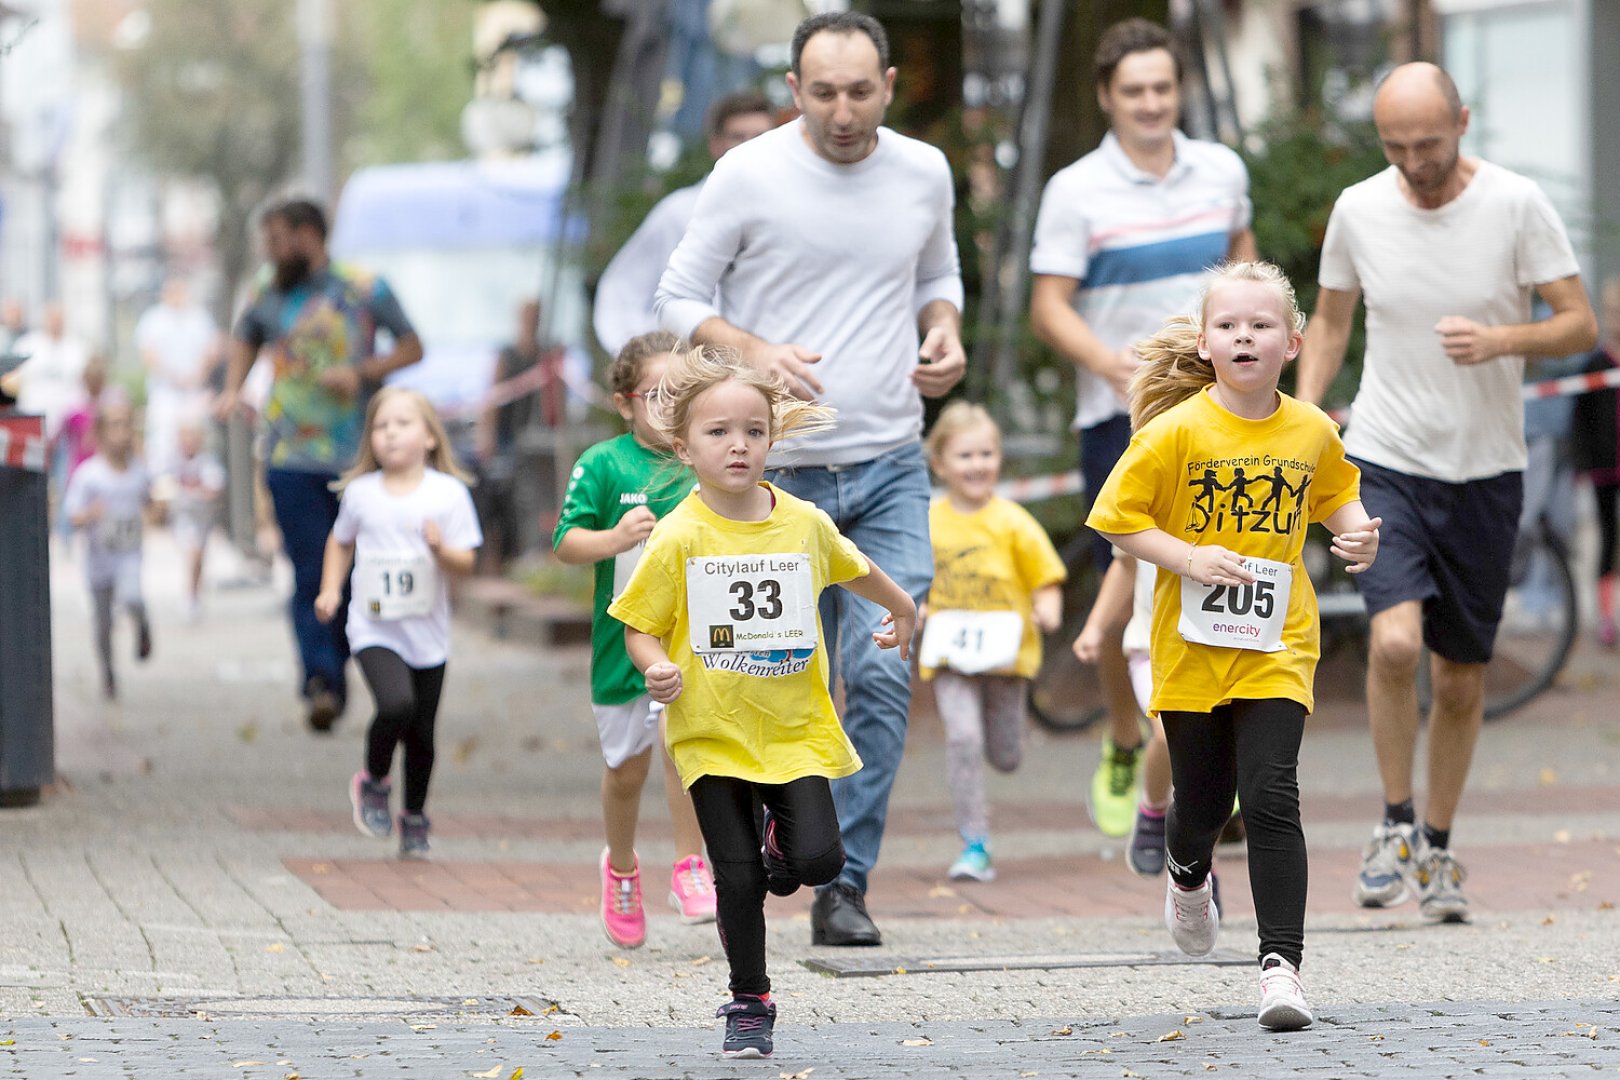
[1027,553,1107,733]
[1417,524,1577,720]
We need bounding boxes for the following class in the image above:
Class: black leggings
[355,647,446,815]
[1161,698,1308,969]
[688,775,845,997]
[1598,484,1620,578]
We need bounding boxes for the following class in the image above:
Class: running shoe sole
[1258,1000,1313,1031]
[668,890,717,925]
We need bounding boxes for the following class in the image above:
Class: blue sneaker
[948,841,995,882]
[717,995,775,1058]
[350,772,391,838]
[1353,821,1419,908]
[1127,806,1167,877]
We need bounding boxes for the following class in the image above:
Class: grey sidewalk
[5,529,1620,1077]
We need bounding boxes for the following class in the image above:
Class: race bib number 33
[687,554,815,653]
[1179,555,1293,653]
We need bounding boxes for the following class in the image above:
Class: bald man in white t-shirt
[1296,63,1596,925]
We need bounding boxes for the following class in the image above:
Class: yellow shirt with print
[608,483,867,789]
[924,495,1067,679]
[1085,388,1360,715]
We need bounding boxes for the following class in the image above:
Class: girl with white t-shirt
[315,388,482,859]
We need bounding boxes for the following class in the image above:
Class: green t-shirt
[553,433,694,704]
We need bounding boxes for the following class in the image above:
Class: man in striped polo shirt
[1028,18,1254,851]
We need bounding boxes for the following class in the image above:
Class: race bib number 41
[1179,555,1293,653]
[686,554,815,653]
[919,609,1023,674]
[357,551,437,620]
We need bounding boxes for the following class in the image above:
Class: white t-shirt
[136,302,218,392]
[1318,162,1581,483]
[1031,131,1252,430]
[593,183,703,357]
[12,331,90,439]
[168,451,226,520]
[656,120,964,467]
[332,469,483,668]
[62,455,150,587]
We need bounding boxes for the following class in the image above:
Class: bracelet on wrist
[1185,544,1197,578]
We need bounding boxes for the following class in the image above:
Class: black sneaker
[1126,805,1167,877]
[716,995,775,1058]
[305,676,342,733]
[398,813,430,859]
[761,812,798,897]
[135,617,152,662]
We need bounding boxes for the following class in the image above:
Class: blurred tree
[340,0,480,169]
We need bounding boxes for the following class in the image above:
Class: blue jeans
[770,441,934,895]
[266,468,349,702]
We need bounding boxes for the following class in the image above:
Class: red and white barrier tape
[990,367,1618,506]
[0,416,47,472]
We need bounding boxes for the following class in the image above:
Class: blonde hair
[652,345,836,448]
[1128,260,1307,431]
[334,386,473,490]
[925,400,999,466]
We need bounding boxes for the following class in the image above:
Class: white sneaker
[1164,876,1219,956]
[1416,846,1470,924]
[1257,953,1313,1031]
[1352,821,1420,908]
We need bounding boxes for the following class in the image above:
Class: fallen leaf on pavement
[1020,1072,1038,1077]
[900,1037,932,1047]
[1543,916,1557,926]
[545,1031,563,1042]
[1540,767,1559,786]
[780,1069,814,1079]
[232,1064,266,1069]
[1537,956,1555,964]
[237,723,258,744]
[1600,901,1614,911]
[508,1005,533,1017]
[265,943,285,953]
[471,1068,501,1079]
[611,956,631,968]
[1183,1015,1204,1025]
[1571,871,1593,893]
[0,1040,13,1046]
[1479,1040,1490,1047]
[526,957,545,965]
[1157,1030,1184,1042]
[1049,1025,1073,1036]
[1202,1064,1218,1072]
[894,967,908,975]
[1555,829,1573,844]
[453,736,479,764]
[411,1025,436,1032]
[413,943,435,953]
[1367,1035,1384,1042]
[510,1069,525,1079]
[690,955,712,966]
[543,1005,561,1015]
[927,885,956,898]
[463,999,479,1007]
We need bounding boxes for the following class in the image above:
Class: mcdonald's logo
[709,624,735,649]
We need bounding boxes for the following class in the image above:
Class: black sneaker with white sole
[716,995,775,1058]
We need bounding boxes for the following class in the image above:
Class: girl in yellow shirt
[610,347,916,1060]
[1086,261,1381,1032]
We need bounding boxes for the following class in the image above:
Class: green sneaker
[1089,736,1142,838]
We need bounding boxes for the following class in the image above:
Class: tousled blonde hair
[334,386,473,490]
[925,400,999,466]
[1128,260,1306,431]
[652,345,836,449]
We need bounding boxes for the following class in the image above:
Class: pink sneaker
[599,848,646,949]
[668,854,718,924]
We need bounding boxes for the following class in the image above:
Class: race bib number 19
[1179,555,1292,653]
[357,551,437,620]
[686,554,815,653]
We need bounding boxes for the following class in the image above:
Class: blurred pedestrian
[1296,63,1596,924]
[1028,17,1254,843]
[62,400,152,701]
[593,90,775,358]
[59,359,107,479]
[474,298,550,571]
[164,417,226,623]
[656,10,964,948]
[218,198,424,732]
[137,278,221,477]
[318,388,481,860]
[0,299,27,356]
[1572,277,1620,645]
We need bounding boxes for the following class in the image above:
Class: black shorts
[1350,457,1523,664]
[1080,413,1133,574]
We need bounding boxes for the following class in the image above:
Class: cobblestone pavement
[3,532,1620,1077]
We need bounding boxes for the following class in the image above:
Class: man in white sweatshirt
[592,91,776,358]
[657,10,964,948]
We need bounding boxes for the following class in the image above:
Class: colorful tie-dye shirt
[233,263,414,473]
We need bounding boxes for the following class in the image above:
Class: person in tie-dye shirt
[220,198,423,733]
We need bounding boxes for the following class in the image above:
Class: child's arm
[624,627,683,704]
[554,506,657,565]
[314,533,354,623]
[69,500,103,529]
[1073,555,1134,663]
[422,520,476,577]
[1323,502,1382,573]
[1032,583,1062,635]
[840,558,918,661]
[1098,527,1258,587]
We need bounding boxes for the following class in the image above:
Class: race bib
[919,609,1024,674]
[98,515,142,554]
[1179,555,1292,652]
[611,541,645,601]
[357,550,437,620]
[686,553,815,653]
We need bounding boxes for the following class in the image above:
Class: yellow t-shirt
[1085,388,1361,715]
[608,483,868,788]
[924,495,1067,679]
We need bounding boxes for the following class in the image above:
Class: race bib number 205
[1179,555,1293,653]
[686,554,815,654]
